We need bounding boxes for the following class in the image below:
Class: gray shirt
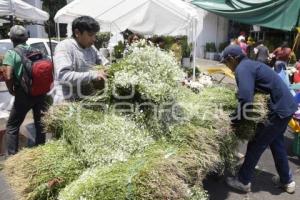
[53,38,108,103]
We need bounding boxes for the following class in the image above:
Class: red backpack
[14,47,53,96]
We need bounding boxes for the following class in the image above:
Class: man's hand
[96,69,108,81]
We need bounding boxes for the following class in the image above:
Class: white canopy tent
[0,0,49,22]
[55,0,199,38]
[55,0,200,78]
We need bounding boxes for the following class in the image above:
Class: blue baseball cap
[220,44,244,63]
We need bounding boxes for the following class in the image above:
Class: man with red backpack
[1,25,52,155]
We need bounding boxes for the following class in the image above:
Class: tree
[41,0,67,37]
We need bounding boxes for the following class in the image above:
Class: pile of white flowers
[110,43,185,103]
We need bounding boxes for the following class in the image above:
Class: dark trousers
[6,89,48,155]
[238,114,292,185]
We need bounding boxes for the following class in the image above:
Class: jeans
[238,114,293,185]
[6,88,48,155]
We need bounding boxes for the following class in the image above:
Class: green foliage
[150,35,175,50]
[3,140,85,200]
[94,32,111,49]
[181,36,192,57]
[218,41,229,52]
[58,139,213,200]
[234,93,269,141]
[184,67,200,78]
[42,0,67,37]
[162,36,175,50]
[113,41,125,59]
[205,42,217,52]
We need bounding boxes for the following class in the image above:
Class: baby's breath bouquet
[45,103,153,167]
[108,42,185,104]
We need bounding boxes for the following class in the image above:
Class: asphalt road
[203,130,300,200]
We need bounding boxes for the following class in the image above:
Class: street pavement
[203,130,300,200]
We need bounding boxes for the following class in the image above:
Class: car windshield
[0,42,13,54]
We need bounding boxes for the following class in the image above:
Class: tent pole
[192,19,197,81]
[110,23,112,64]
[57,23,60,41]
[193,40,196,81]
[9,15,13,26]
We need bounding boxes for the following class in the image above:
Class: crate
[292,133,300,156]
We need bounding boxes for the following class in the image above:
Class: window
[30,42,48,56]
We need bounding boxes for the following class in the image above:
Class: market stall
[55,0,203,78]
[191,0,300,31]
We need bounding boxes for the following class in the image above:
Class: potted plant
[181,37,192,67]
[95,32,111,49]
[113,41,125,60]
[217,41,229,61]
[205,42,217,60]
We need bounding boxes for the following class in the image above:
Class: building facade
[24,0,48,38]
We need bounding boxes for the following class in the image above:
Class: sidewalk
[196,58,225,69]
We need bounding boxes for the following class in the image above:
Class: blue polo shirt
[235,58,297,118]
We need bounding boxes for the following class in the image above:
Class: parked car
[0,38,58,64]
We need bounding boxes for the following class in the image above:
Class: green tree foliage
[42,0,67,37]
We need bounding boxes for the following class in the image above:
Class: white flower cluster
[111,44,185,103]
[183,73,213,92]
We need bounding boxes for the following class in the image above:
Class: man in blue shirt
[221,45,297,194]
